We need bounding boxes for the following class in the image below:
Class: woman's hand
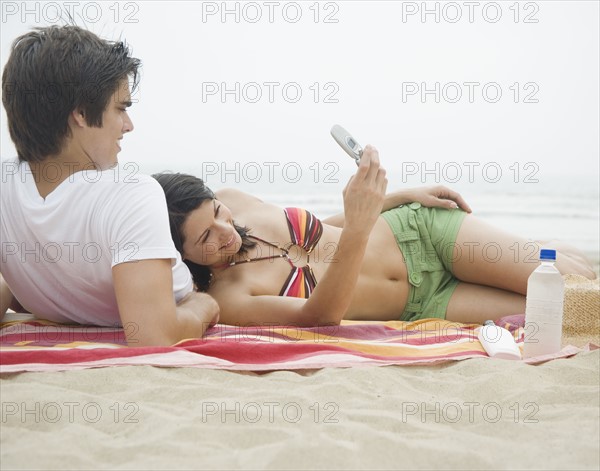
[403,185,472,213]
[342,145,388,236]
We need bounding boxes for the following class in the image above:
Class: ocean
[138,159,599,272]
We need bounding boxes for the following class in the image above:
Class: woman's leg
[537,239,597,279]
[442,215,597,324]
[449,214,596,296]
[445,282,525,324]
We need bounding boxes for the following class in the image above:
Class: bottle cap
[484,320,495,326]
[540,249,556,261]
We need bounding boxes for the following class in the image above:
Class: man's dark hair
[2,25,141,163]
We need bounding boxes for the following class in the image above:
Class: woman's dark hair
[2,25,141,162]
[153,172,256,292]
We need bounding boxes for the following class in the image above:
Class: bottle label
[525,299,563,324]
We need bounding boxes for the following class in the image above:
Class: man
[0,25,219,346]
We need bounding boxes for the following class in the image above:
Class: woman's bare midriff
[331,218,410,320]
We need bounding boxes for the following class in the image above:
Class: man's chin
[101,159,119,171]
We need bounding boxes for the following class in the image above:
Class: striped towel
[0,315,587,373]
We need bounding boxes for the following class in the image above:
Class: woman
[154,147,595,327]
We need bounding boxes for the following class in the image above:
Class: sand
[1,349,598,470]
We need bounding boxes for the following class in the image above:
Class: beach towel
[0,314,592,373]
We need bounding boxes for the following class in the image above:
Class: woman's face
[181,199,243,266]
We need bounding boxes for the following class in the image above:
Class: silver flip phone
[330,124,363,166]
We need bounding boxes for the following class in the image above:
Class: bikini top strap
[247,235,285,251]
[225,235,289,267]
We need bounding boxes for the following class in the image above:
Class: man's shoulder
[92,164,164,196]
[0,158,163,193]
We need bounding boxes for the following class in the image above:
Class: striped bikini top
[223,207,323,298]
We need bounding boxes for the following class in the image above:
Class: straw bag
[562,274,600,347]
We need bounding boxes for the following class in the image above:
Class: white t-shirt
[0,158,193,327]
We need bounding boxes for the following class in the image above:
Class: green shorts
[381,203,467,322]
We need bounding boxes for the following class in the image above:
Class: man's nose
[123,112,134,133]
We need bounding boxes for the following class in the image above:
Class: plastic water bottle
[523,249,564,358]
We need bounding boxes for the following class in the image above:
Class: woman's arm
[214,146,387,327]
[212,226,371,327]
[323,185,472,227]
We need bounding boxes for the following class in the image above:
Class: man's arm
[323,185,472,227]
[1,274,14,320]
[1,274,31,318]
[112,259,219,347]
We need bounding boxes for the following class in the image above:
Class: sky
[1,1,599,193]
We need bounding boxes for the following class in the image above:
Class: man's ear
[70,108,87,127]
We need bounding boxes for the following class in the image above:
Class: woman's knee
[567,263,597,280]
